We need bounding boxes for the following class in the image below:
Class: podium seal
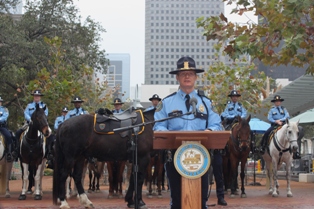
[174,143,210,179]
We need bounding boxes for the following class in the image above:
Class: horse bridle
[273,125,297,165]
[231,123,250,152]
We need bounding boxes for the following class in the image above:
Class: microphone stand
[113,110,194,209]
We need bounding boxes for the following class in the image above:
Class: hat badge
[184,61,189,69]
[115,99,119,103]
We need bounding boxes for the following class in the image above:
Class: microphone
[189,97,198,115]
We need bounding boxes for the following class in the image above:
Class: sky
[74,0,257,87]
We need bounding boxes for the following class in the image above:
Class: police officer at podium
[154,56,227,209]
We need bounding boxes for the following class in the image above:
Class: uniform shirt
[0,106,9,124]
[154,89,222,131]
[267,106,290,123]
[65,107,88,120]
[144,106,156,112]
[221,101,247,119]
[112,109,124,114]
[54,115,66,131]
[24,101,48,122]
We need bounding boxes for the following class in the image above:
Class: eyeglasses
[178,72,196,77]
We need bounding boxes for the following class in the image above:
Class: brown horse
[223,115,251,198]
[106,160,126,198]
[53,108,155,208]
[146,150,165,198]
[88,160,105,193]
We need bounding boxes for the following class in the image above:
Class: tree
[0,0,109,128]
[201,46,269,115]
[196,0,314,74]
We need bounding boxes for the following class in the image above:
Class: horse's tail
[52,128,65,205]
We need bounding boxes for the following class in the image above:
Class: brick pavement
[0,175,313,209]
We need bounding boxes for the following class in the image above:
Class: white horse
[0,133,13,198]
[262,118,299,197]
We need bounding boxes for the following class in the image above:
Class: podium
[154,131,230,209]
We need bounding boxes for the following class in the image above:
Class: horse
[53,108,155,209]
[0,132,14,198]
[146,150,165,198]
[262,118,299,197]
[106,160,126,198]
[88,160,105,193]
[223,115,251,198]
[18,103,51,200]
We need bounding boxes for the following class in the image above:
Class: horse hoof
[287,193,293,197]
[230,194,236,198]
[268,190,273,195]
[5,194,10,198]
[272,193,278,197]
[241,194,247,198]
[18,194,26,200]
[26,190,32,195]
[147,195,153,199]
[85,203,94,208]
[88,189,93,193]
[108,195,114,199]
[34,195,42,200]
[157,195,163,198]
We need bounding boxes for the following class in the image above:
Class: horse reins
[231,123,250,153]
[273,126,296,165]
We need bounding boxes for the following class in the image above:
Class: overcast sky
[74,0,257,87]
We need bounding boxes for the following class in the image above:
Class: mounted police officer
[112,98,124,113]
[54,107,68,131]
[15,90,48,154]
[154,56,227,209]
[145,94,161,111]
[65,96,88,120]
[259,95,290,154]
[221,90,247,130]
[0,96,17,162]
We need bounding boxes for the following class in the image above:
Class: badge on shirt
[155,101,163,112]
[198,104,205,113]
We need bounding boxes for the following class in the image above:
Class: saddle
[94,108,145,137]
[267,126,282,145]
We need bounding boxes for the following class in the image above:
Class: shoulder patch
[155,101,163,112]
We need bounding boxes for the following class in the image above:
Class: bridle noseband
[231,123,250,152]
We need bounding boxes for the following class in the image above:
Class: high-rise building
[95,53,131,101]
[145,0,224,85]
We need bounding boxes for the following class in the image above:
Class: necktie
[277,107,281,114]
[233,103,235,108]
[63,116,65,121]
[185,94,190,111]
[76,108,79,114]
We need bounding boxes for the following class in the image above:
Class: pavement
[0,174,314,209]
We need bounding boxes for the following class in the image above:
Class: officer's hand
[205,129,212,132]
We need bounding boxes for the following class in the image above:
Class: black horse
[52,108,155,209]
[18,103,51,200]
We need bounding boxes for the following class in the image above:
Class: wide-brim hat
[149,94,161,101]
[271,95,284,102]
[62,106,69,112]
[169,56,204,74]
[228,90,241,97]
[71,96,84,103]
[31,89,44,96]
[112,98,124,105]
[0,96,3,102]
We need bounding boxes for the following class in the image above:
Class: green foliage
[201,48,269,115]
[27,37,110,125]
[196,0,314,74]
[0,0,109,129]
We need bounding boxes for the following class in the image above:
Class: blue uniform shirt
[221,101,247,119]
[267,106,289,123]
[24,101,48,122]
[145,106,156,112]
[0,106,9,124]
[112,109,124,114]
[65,107,88,120]
[54,115,66,131]
[154,89,222,131]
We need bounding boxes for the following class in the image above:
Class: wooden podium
[154,131,230,209]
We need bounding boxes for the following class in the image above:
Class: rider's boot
[6,144,13,163]
[11,136,18,161]
[259,138,267,155]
